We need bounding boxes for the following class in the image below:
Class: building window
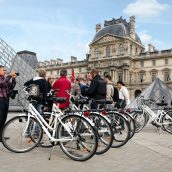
[118,44,125,55]
[152,72,157,82]
[152,60,156,66]
[106,46,110,57]
[164,71,170,81]
[165,59,168,65]
[140,61,144,67]
[130,45,133,55]
[136,48,138,55]
[118,72,123,81]
[94,48,99,58]
[140,72,145,83]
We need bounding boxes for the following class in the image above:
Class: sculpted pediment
[93,34,121,45]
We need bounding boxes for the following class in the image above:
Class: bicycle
[130,97,172,133]
[1,87,98,161]
[71,95,131,148]
[69,95,113,155]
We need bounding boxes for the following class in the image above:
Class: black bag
[112,87,119,102]
[8,90,18,99]
[115,99,126,109]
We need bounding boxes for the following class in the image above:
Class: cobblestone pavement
[0,112,172,172]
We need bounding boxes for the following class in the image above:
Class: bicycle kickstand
[157,127,162,135]
[48,146,55,160]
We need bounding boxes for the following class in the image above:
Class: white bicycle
[130,97,172,133]
[1,87,98,161]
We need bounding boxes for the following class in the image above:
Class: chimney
[96,24,101,32]
[71,56,77,63]
[148,44,155,52]
[129,16,135,40]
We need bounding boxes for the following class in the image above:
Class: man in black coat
[86,69,106,108]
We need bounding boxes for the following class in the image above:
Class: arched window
[163,69,171,82]
[151,69,157,82]
[106,46,110,57]
[139,70,146,83]
[118,44,124,55]
[118,72,123,81]
[135,90,142,98]
[94,48,99,58]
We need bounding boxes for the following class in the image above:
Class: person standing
[86,69,106,108]
[78,76,89,97]
[0,65,16,142]
[52,69,71,109]
[116,81,130,108]
[47,77,54,92]
[104,75,114,101]
[24,69,48,114]
[46,77,54,111]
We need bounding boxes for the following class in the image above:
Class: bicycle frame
[70,100,111,124]
[141,104,172,126]
[24,102,74,142]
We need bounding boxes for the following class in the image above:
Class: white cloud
[139,31,152,45]
[139,31,165,50]
[0,18,91,61]
[123,0,170,17]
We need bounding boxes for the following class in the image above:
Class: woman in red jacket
[52,69,71,109]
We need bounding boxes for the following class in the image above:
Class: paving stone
[0,112,171,172]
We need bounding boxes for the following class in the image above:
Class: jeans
[30,103,44,135]
[0,99,9,140]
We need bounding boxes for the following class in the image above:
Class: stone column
[113,70,115,83]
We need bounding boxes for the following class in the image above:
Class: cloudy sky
[0,0,172,62]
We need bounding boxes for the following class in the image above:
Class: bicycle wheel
[2,115,43,153]
[106,112,130,148]
[130,111,147,133]
[122,111,136,139]
[57,114,98,161]
[88,113,113,155]
[162,114,172,134]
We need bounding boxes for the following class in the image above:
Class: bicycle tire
[57,114,98,161]
[121,111,136,139]
[130,111,147,133]
[106,112,130,148]
[88,113,113,155]
[161,113,172,134]
[2,115,43,153]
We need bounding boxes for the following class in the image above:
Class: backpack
[29,84,40,97]
[112,87,119,102]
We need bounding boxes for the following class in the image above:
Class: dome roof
[92,18,142,44]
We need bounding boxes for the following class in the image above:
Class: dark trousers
[0,99,9,139]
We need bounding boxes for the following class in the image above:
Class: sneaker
[33,134,39,139]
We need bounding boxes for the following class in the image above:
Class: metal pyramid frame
[127,78,172,110]
[0,37,37,109]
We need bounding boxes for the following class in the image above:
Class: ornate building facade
[38,16,172,100]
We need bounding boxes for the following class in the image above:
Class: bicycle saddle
[93,99,113,104]
[156,103,168,106]
[73,99,89,104]
[52,97,66,103]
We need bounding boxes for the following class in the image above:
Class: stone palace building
[38,16,172,100]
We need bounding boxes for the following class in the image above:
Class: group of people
[0,65,130,142]
[24,68,130,111]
